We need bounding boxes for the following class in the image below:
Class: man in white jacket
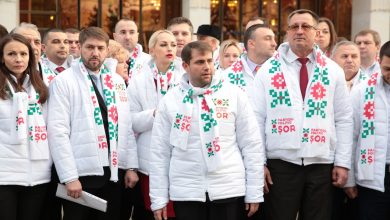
[47,27,138,220]
[252,9,353,220]
[150,41,264,220]
[345,40,390,220]
[113,19,150,80]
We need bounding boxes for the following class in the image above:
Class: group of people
[0,8,389,220]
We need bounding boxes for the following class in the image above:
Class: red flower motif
[368,72,378,86]
[271,73,287,89]
[231,60,243,73]
[108,106,118,123]
[310,82,326,100]
[363,101,375,120]
[201,99,210,112]
[47,75,55,83]
[104,75,114,90]
[175,118,181,124]
[272,124,276,129]
[316,52,327,67]
[217,99,222,105]
[204,90,212,95]
[167,72,172,83]
[304,133,308,138]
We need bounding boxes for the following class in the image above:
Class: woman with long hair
[0,33,50,220]
[315,17,337,57]
[128,30,185,220]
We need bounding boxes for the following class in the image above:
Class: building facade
[0,0,389,49]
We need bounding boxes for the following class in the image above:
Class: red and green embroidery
[227,60,246,87]
[151,62,175,96]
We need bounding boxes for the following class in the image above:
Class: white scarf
[151,61,175,100]
[264,43,332,158]
[357,71,379,180]
[8,78,49,160]
[170,74,223,172]
[79,62,119,182]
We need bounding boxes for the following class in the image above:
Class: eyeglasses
[288,24,316,32]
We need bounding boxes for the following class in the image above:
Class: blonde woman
[108,39,130,84]
[128,30,185,219]
[219,39,242,70]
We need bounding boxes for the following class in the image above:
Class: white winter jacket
[346,75,389,192]
[47,61,138,183]
[0,76,51,186]
[128,58,185,175]
[252,43,353,167]
[149,74,264,211]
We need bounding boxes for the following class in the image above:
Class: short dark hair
[247,16,268,26]
[244,24,269,51]
[167,17,194,34]
[65,28,80,34]
[181,41,213,64]
[79,26,109,46]
[288,9,319,25]
[114,18,137,33]
[379,40,390,61]
[43,28,65,44]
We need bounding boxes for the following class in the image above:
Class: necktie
[55,66,65,73]
[298,58,309,100]
[253,65,261,75]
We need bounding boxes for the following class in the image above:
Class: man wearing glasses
[252,9,353,220]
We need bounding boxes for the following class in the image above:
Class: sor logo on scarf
[360,148,374,164]
[271,118,296,134]
[173,113,192,132]
[29,125,47,141]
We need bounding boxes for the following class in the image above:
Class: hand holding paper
[56,184,107,212]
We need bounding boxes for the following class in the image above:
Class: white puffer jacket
[47,61,138,183]
[128,58,185,175]
[346,75,389,192]
[149,75,264,211]
[0,76,51,186]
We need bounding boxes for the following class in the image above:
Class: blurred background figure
[315,17,337,57]
[167,17,194,58]
[218,39,242,71]
[65,28,80,59]
[0,24,8,39]
[108,39,130,84]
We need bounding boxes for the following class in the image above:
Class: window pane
[122,0,140,22]
[141,0,164,51]
[102,0,120,38]
[21,14,57,29]
[60,0,78,28]
[32,0,56,11]
[80,0,98,28]
[262,0,279,39]
[242,0,260,29]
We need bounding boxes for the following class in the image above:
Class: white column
[352,0,390,45]
[0,0,19,32]
[182,0,211,35]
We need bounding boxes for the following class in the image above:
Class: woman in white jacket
[128,29,185,219]
[0,34,51,220]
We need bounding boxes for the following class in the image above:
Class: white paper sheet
[56,183,107,212]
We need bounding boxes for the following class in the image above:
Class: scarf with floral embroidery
[8,79,49,160]
[264,43,332,158]
[151,61,175,100]
[357,72,379,180]
[128,46,139,79]
[170,74,223,172]
[79,62,119,182]
[39,57,58,85]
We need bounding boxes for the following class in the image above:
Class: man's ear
[182,61,190,72]
[41,44,46,53]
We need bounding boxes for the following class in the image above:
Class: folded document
[56,183,107,212]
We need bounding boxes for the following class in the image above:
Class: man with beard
[47,27,139,220]
[150,41,264,220]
